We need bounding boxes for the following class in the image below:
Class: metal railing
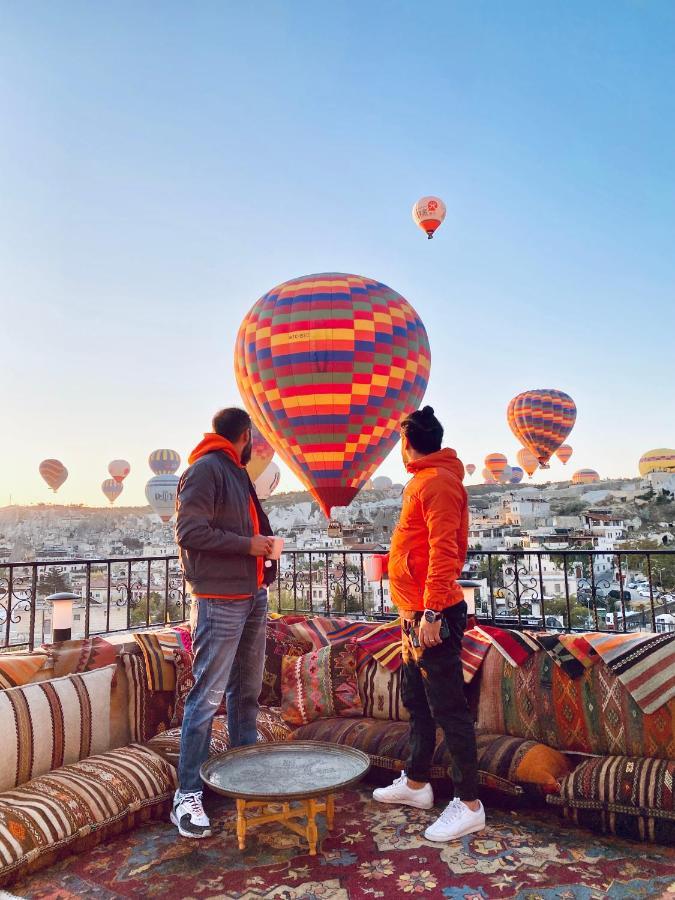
[1,548,674,650]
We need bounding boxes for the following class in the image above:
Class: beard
[241,437,253,466]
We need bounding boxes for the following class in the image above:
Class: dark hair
[400,405,443,454]
[212,407,252,442]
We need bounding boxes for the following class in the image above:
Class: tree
[37,569,71,597]
[122,537,143,554]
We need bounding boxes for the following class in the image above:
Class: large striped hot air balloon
[247,426,275,483]
[572,469,600,485]
[485,453,507,483]
[148,449,181,476]
[235,273,431,518]
[507,389,576,467]
[412,196,446,239]
[39,459,68,492]
[145,474,179,522]
[108,459,130,483]
[639,448,675,476]
[102,478,123,504]
[556,444,573,465]
[465,464,476,477]
[517,447,538,478]
[510,466,524,484]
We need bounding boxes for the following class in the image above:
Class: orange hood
[188,434,243,467]
[406,447,465,480]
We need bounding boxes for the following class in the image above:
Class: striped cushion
[0,653,48,690]
[120,652,174,743]
[0,665,115,793]
[0,743,176,886]
[133,628,190,692]
[358,657,409,722]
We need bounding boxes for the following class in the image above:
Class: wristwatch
[423,609,442,623]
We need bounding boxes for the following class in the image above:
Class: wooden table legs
[235,794,335,855]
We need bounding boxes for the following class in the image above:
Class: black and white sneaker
[170,789,212,838]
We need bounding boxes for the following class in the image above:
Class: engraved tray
[200,741,371,800]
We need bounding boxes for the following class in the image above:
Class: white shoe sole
[373,793,434,810]
[424,821,485,842]
[170,810,212,839]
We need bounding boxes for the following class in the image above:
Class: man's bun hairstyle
[400,406,444,454]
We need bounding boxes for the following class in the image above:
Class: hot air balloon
[482,467,495,484]
[149,449,181,476]
[254,461,281,501]
[235,273,431,518]
[572,469,600,485]
[639,448,675,476]
[465,464,476,477]
[517,447,539,478]
[498,465,513,485]
[247,426,275,482]
[108,459,130,483]
[145,474,179,522]
[372,476,393,491]
[412,196,446,239]
[102,478,123,504]
[507,389,576,467]
[485,453,507,483]
[509,466,524,484]
[555,444,573,465]
[39,459,68,492]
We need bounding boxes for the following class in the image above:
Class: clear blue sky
[2,1,674,505]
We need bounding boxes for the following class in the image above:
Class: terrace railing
[1,548,674,651]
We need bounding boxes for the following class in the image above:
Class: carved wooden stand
[235,793,335,855]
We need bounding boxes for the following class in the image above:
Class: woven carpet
[12,787,675,899]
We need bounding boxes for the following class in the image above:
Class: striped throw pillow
[0,652,48,690]
[0,664,115,792]
[358,657,409,722]
[133,627,190,691]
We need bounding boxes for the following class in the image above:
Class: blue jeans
[178,589,268,793]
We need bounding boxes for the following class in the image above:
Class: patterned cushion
[0,652,48,690]
[0,743,176,886]
[45,636,117,678]
[260,625,308,707]
[358,657,409,722]
[133,628,190,692]
[145,708,292,765]
[0,665,115,793]
[280,641,362,726]
[475,733,572,796]
[170,647,226,728]
[547,755,675,842]
[120,652,174,743]
[289,718,523,797]
[282,616,352,650]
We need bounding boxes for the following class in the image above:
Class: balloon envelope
[555,444,573,465]
[572,469,600,485]
[254,461,281,501]
[465,464,476,477]
[412,196,446,239]
[507,389,576,467]
[247,426,275,482]
[372,475,393,491]
[39,459,68,492]
[517,447,539,478]
[102,478,123,504]
[149,449,181,476]
[235,273,431,518]
[509,466,524,484]
[498,465,513,485]
[108,459,131,483]
[145,474,179,522]
[639,448,675,476]
[485,453,507,482]
[481,467,495,484]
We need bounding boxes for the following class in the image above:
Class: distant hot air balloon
[247,426,275,482]
[149,449,181,476]
[507,389,576,467]
[235,273,431,518]
[254,461,281,501]
[145,474,179,522]
[102,478,123,504]
[108,459,131,483]
[517,447,539,478]
[39,459,68,492]
[498,465,513,485]
[485,453,507,483]
[372,476,393,491]
[465,464,476,477]
[509,466,524,484]
[482,467,495,484]
[572,469,600,485]
[639,448,675,476]
[412,196,446,239]
[556,444,573,465]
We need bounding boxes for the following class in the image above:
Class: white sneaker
[424,797,485,842]
[170,789,212,838]
[372,772,434,810]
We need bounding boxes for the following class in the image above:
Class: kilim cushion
[120,651,174,743]
[0,665,115,793]
[259,625,308,707]
[46,636,117,678]
[282,616,352,650]
[145,708,292,765]
[0,653,48,690]
[280,640,362,726]
[0,743,176,887]
[133,627,190,692]
[475,733,573,796]
[547,755,675,843]
[357,657,409,722]
[169,647,226,728]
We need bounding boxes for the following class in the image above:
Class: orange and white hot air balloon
[108,459,131,483]
[572,469,600,485]
[485,453,507,483]
[39,459,68,492]
[412,196,446,239]
[102,478,123,504]
[556,444,573,465]
[517,448,539,478]
[247,426,275,483]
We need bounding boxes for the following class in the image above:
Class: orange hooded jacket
[387,448,468,617]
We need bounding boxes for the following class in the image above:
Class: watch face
[424,610,436,623]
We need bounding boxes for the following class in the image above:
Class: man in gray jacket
[171,407,275,838]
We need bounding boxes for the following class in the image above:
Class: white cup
[267,536,285,560]
[364,554,384,582]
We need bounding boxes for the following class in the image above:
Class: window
[73,614,81,621]
[555,583,562,593]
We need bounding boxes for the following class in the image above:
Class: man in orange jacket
[373,406,485,842]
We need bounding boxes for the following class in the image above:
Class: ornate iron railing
[1,548,674,650]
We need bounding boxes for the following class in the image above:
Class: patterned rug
[12,788,675,899]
